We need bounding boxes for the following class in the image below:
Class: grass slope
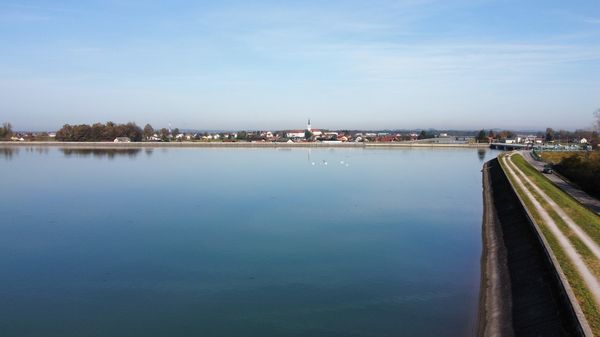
[499,153,600,334]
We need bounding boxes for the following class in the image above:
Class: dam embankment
[478,158,589,336]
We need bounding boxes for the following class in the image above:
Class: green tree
[305,130,313,140]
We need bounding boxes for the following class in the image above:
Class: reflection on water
[60,148,142,158]
[26,147,49,155]
[1,147,52,160]
[478,149,487,162]
[0,147,18,160]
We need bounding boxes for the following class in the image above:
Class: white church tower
[307,118,312,132]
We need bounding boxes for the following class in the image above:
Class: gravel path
[511,153,600,260]
[502,154,600,306]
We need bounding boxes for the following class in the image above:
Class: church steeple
[307,118,312,132]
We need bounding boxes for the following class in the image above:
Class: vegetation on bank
[55,122,143,142]
[540,151,600,199]
[3,110,599,144]
[499,154,600,334]
[540,152,598,164]
[0,122,13,140]
[556,154,600,200]
[509,157,600,278]
[511,154,600,245]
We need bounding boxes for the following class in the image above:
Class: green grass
[510,154,600,245]
[499,154,600,334]
[508,161,600,278]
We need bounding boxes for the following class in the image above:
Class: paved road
[523,151,600,215]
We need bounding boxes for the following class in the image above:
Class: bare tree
[0,122,13,139]
[143,124,154,139]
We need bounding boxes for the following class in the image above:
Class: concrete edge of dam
[478,157,592,337]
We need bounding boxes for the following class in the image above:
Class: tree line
[55,122,143,142]
[555,153,600,199]
[0,122,13,140]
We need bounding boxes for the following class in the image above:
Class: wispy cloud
[183,3,600,84]
[1,0,599,129]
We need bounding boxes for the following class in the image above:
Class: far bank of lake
[0,140,491,149]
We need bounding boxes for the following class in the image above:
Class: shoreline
[0,141,491,149]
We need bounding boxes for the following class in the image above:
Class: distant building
[286,130,306,138]
[286,119,323,139]
[114,137,131,143]
[307,119,322,136]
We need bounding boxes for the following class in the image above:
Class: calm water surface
[0,146,498,337]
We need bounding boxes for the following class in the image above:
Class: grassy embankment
[499,153,600,334]
[540,151,600,199]
[510,153,600,282]
[540,151,600,165]
[511,154,600,245]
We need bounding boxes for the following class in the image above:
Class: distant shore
[0,141,491,149]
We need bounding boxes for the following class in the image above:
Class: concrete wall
[478,158,589,336]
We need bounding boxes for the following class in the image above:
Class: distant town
[0,119,598,150]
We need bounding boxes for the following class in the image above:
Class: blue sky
[1,0,599,131]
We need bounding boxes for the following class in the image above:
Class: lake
[0,146,498,337]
